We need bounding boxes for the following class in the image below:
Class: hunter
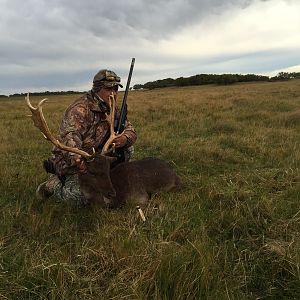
[36,69,137,206]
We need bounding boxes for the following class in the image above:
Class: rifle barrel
[117,58,135,134]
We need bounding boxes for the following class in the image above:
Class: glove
[112,135,128,148]
[73,155,87,174]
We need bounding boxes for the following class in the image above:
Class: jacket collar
[87,91,109,113]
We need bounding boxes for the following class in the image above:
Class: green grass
[0,81,299,299]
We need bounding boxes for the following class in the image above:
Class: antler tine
[101,94,125,154]
[26,94,51,140]
[25,93,95,159]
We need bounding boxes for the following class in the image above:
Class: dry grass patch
[0,81,300,299]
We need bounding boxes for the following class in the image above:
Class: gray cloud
[33,0,257,39]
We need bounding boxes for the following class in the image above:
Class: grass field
[0,80,299,299]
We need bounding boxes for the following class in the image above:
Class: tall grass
[0,81,299,299]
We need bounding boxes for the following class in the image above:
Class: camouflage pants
[124,146,134,162]
[42,174,88,207]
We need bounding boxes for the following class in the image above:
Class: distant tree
[133,84,143,90]
[174,77,188,86]
[270,72,297,81]
[216,74,239,85]
[291,72,300,79]
[277,72,291,80]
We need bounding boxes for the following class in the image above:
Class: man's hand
[112,135,128,148]
[74,155,87,174]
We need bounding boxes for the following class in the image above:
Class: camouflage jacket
[49,91,137,176]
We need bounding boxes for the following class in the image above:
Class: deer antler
[25,93,95,159]
[101,94,126,154]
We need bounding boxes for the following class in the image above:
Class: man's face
[97,85,118,104]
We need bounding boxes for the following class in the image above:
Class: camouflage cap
[92,69,123,90]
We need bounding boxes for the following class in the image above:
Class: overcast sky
[1,0,299,95]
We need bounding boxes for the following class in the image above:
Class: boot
[36,174,60,200]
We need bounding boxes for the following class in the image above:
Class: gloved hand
[74,155,87,174]
[112,135,128,148]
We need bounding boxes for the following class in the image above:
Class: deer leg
[136,191,150,206]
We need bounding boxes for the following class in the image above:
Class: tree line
[133,72,300,90]
[1,71,299,98]
[0,90,83,98]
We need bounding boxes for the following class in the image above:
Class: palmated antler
[25,93,95,159]
[101,94,126,154]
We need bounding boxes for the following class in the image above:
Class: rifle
[113,58,135,163]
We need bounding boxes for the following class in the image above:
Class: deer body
[79,157,182,207]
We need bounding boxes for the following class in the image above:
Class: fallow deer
[26,93,182,208]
